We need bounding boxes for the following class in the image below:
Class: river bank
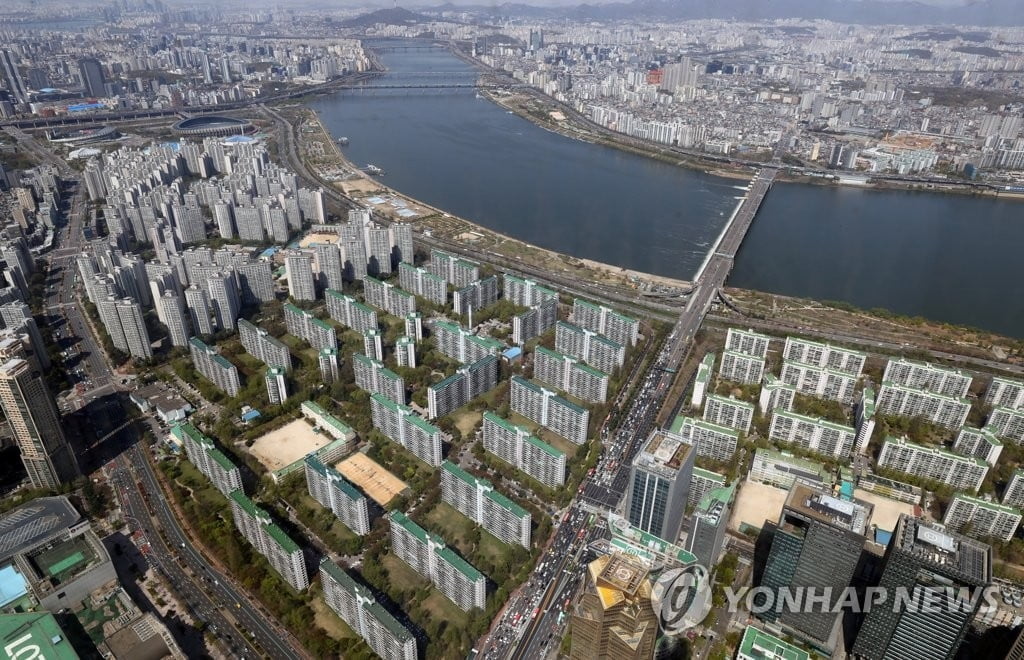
[286,104,693,296]
[447,46,1013,201]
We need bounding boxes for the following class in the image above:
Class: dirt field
[336,453,409,506]
[729,480,788,532]
[249,419,331,472]
[854,488,916,532]
[299,232,340,248]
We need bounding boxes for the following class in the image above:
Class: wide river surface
[310,42,1024,338]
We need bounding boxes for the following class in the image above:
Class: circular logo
[650,564,713,636]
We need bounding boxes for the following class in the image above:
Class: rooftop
[895,515,990,584]
[737,625,809,660]
[0,496,81,561]
[951,493,1021,516]
[0,612,79,660]
[785,481,872,535]
[883,436,988,468]
[773,409,856,433]
[636,429,692,473]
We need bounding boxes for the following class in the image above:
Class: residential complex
[510,376,590,445]
[503,274,557,308]
[432,320,504,364]
[398,262,447,306]
[985,376,1024,410]
[285,253,317,301]
[482,412,566,488]
[326,288,378,333]
[780,360,858,404]
[882,358,972,398]
[671,416,739,462]
[304,455,371,536]
[174,422,241,497]
[284,303,337,350]
[625,429,694,541]
[555,321,625,374]
[238,318,291,371]
[942,494,1021,542]
[370,393,444,466]
[229,490,309,591]
[724,327,770,358]
[405,311,423,340]
[428,250,480,288]
[319,347,340,382]
[320,560,417,660]
[427,355,499,419]
[534,345,609,403]
[768,410,857,459]
[189,336,240,396]
[759,374,797,415]
[876,381,971,430]
[952,426,1003,466]
[363,327,383,362]
[395,335,416,368]
[388,511,486,611]
[985,406,1024,443]
[441,461,531,548]
[353,352,406,404]
[453,275,499,317]
[571,298,639,347]
[782,337,866,375]
[363,276,416,317]
[718,349,764,385]
[512,297,557,345]
[300,400,358,448]
[691,352,715,408]
[877,436,988,492]
[702,393,754,434]
[1005,469,1024,509]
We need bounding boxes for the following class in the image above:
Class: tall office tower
[390,222,414,267]
[0,358,79,489]
[758,480,873,653]
[207,272,240,331]
[853,515,990,660]
[286,254,317,301]
[0,302,49,371]
[686,483,734,570]
[319,348,340,383]
[569,553,657,660]
[156,292,190,348]
[78,58,106,97]
[395,336,415,368]
[184,286,214,336]
[314,243,345,292]
[0,49,28,105]
[319,560,417,660]
[624,429,694,541]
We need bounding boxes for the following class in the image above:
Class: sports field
[336,453,408,506]
[729,480,788,532]
[250,419,331,472]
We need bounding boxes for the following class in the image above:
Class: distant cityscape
[0,2,1024,660]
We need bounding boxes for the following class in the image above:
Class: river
[309,42,1024,338]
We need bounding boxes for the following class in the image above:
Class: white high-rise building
[441,461,531,548]
[510,376,589,445]
[571,298,639,347]
[703,394,754,434]
[305,455,370,535]
[207,271,240,331]
[184,286,214,335]
[877,436,988,492]
[882,358,972,398]
[876,381,971,430]
[395,336,416,368]
[481,412,565,487]
[230,490,309,591]
[943,494,1021,542]
[156,292,190,348]
[286,253,317,301]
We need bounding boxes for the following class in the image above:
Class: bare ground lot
[729,480,788,532]
[853,488,916,532]
[249,419,331,472]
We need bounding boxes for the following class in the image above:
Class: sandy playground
[249,419,331,472]
[853,488,916,532]
[729,480,789,532]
